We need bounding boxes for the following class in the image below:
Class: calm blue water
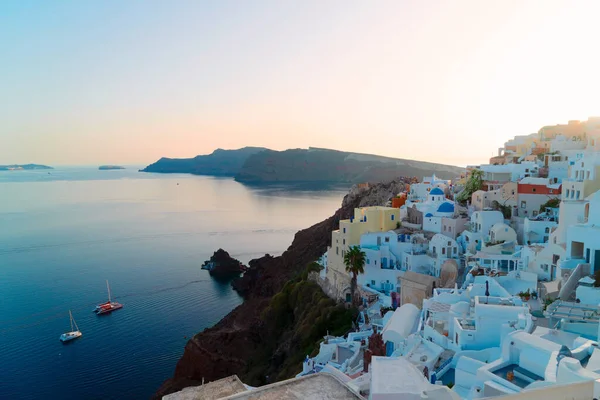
[0,167,345,399]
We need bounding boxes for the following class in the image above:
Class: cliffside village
[166,117,600,400]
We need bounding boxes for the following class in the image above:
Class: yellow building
[325,206,400,301]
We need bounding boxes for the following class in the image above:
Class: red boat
[94,280,123,315]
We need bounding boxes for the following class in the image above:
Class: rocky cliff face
[235,148,463,183]
[153,179,410,398]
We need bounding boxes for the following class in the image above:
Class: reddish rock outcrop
[154,180,408,399]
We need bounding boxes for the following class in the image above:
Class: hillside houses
[304,117,600,400]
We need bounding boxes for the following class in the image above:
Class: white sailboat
[60,310,82,342]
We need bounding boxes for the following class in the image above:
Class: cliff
[154,179,411,398]
[140,147,267,176]
[235,147,464,183]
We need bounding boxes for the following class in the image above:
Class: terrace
[491,364,541,389]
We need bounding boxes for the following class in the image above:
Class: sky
[1,0,599,167]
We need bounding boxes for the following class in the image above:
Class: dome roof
[425,213,434,218]
[430,187,444,195]
[437,202,455,213]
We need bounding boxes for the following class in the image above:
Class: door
[386,341,395,356]
[586,248,591,263]
[595,250,600,273]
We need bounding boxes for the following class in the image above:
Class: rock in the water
[204,249,247,278]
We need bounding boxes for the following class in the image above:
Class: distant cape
[0,164,53,171]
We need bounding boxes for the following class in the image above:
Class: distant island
[99,165,125,170]
[0,164,53,171]
[141,147,463,183]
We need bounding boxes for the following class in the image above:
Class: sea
[0,167,346,400]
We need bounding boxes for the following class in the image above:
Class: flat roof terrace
[224,373,362,400]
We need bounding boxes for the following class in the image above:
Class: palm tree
[344,246,366,305]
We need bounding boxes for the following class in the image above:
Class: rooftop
[224,373,362,400]
[163,375,248,400]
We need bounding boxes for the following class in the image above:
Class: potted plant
[523,289,531,301]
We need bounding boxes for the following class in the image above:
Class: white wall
[524,219,557,244]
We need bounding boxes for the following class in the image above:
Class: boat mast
[106,280,111,303]
[69,310,74,332]
[72,312,79,332]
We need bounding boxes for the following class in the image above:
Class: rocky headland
[140,147,267,176]
[141,147,463,184]
[154,179,413,398]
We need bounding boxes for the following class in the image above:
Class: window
[385,237,390,243]
[371,280,375,285]
[576,190,580,200]
[532,188,536,192]
[343,228,346,233]
[566,189,570,198]
[443,226,446,231]
[367,259,370,265]
[343,239,345,245]
[587,171,591,180]
[442,248,446,255]
[453,247,457,254]
[342,250,345,257]
[541,264,548,272]
[521,201,526,209]
[543,236,549,242]
[374,260,377,265]
[545,227,550,233]
[391,214,395,221]
[336,247,339,255]
[448,241,451,246]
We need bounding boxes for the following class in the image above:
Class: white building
[478,162,540,183]
[429,234,461,277]
[407,174,449,202]
[459,210,504,254]
[422,282,533,353]
[565,192,600,273]
[523,214,558,245]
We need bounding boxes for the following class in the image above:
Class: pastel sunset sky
[2,0,599,166]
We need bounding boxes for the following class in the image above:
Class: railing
[431,356,454,383]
